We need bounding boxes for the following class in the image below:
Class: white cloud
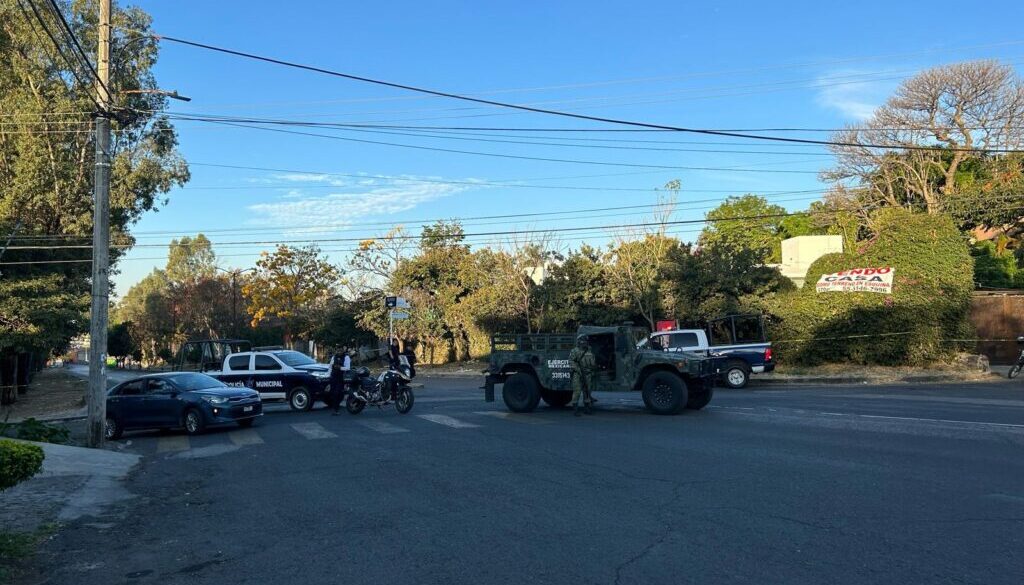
[814,69,899,122]
[245,179,468,234]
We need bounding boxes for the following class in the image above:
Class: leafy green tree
[698,195,787,263]
[106,321,136,367]
[0,0,187,380]
[112,269,173,363]
[166,234,216,284]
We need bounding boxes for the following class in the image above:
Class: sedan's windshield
[167,373,225,391]
[273,351,317,367]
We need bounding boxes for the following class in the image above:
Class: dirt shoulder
[0,368,87,423]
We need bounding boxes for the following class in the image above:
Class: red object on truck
[656,320,678,332]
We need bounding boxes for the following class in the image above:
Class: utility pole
[86,0,112,448]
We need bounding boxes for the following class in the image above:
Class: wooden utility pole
[87,0,112,447]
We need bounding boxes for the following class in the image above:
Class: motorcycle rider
[328,345,351,415]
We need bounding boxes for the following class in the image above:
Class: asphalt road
[28,377,1024,585]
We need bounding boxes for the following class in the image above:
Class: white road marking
[474,411,552,425]
[984,493,1024,505]
[156,435,190,453]
[856,414,1024,429]
[357,420,410,434]
[416,414,480,429]
[290,422,338,439]
[228,428,264,446]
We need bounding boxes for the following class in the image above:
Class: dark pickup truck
[483,325,720,415]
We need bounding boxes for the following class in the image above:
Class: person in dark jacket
[328,346,351,415]
[387,338,401,371]
[401,339,417,379]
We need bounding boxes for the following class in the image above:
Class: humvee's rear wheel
[541,389,572,408]
[503,373,541,413]
[641,371,688,415]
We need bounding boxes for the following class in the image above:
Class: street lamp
[216,267,256,338]
[119,88,191,102]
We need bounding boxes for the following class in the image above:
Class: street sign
[390,311,410,320]
[385,296,410,309]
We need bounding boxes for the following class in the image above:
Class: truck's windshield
[272,351,317,367]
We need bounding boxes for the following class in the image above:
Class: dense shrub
[765,209,974,365]
[13,418,70,444]
[972,240,1018,288]
[0,440,44,491]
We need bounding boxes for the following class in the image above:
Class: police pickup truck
[643,314,774,389]
[176,340,331,411]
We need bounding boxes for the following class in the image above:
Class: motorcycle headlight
[202,395,229,405]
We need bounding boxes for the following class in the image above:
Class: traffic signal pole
[86,0,111,448]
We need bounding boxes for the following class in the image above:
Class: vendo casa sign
[816,267,894,294]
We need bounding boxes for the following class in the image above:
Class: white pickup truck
[642,316,774,388]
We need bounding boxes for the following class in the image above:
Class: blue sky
[113,0,1024,294]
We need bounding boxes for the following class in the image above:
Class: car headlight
[313,371,330,379]
[202,395,229,405]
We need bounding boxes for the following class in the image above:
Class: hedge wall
[0,440,44,491]
[765,208,974,366]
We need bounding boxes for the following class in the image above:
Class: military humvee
[483,325,720,415]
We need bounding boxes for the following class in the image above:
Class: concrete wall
[778,235,845,288]
[970,292,1024,364]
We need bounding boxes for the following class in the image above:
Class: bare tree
[494,231,558,334]
[823,60,1024,214]
[608,184,680,329]
[343,226,414,296]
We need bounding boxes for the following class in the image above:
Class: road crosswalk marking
[416,414,480,429]
[290,422,338,439]
[357,420,410,434]
[155,435,190,453]
[473,411,553,425]
[228,428,265,446]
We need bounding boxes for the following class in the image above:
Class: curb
[750,373,1002,387]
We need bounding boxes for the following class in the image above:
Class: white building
[776,235,844,288]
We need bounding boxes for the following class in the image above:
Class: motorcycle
[345,366,415,414]
[1008,336,1024,379]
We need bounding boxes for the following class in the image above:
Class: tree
[0,0,187,382]
[166,234,216,284]
[492,234,558,333]
[608,234,680,330]
[698,195,787,263]
[107,321,136,367]
[823,61,1024,216]
[243,245,340,344]
[113,269,173,363]
[343,226,414,295]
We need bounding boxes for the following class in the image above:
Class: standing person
[569,335,596,417]
[328,346,351,416]
[401,339,417,379]
[387,338,401,371]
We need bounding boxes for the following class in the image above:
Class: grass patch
[0,523,57,583]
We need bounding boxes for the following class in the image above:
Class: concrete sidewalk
[0,440,141,532]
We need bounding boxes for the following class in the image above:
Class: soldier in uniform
[569,335,596,417]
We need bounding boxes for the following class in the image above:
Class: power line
[42,0,113,105]
[149,34,1024,154]
[4,192,829,244]
[169,117,824,173]
[17,0,103,112]
[7,202,1017,252]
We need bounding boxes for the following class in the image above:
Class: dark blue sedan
[105,372,262,439]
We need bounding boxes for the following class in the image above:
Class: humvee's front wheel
[641,371,688,415]
[503,373,541,413]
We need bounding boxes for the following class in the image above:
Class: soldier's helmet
[576,335,589,347]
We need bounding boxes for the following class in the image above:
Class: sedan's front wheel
[184,408,205,435]
[105,416,123,440]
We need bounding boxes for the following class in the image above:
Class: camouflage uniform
[569,344,595,411]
